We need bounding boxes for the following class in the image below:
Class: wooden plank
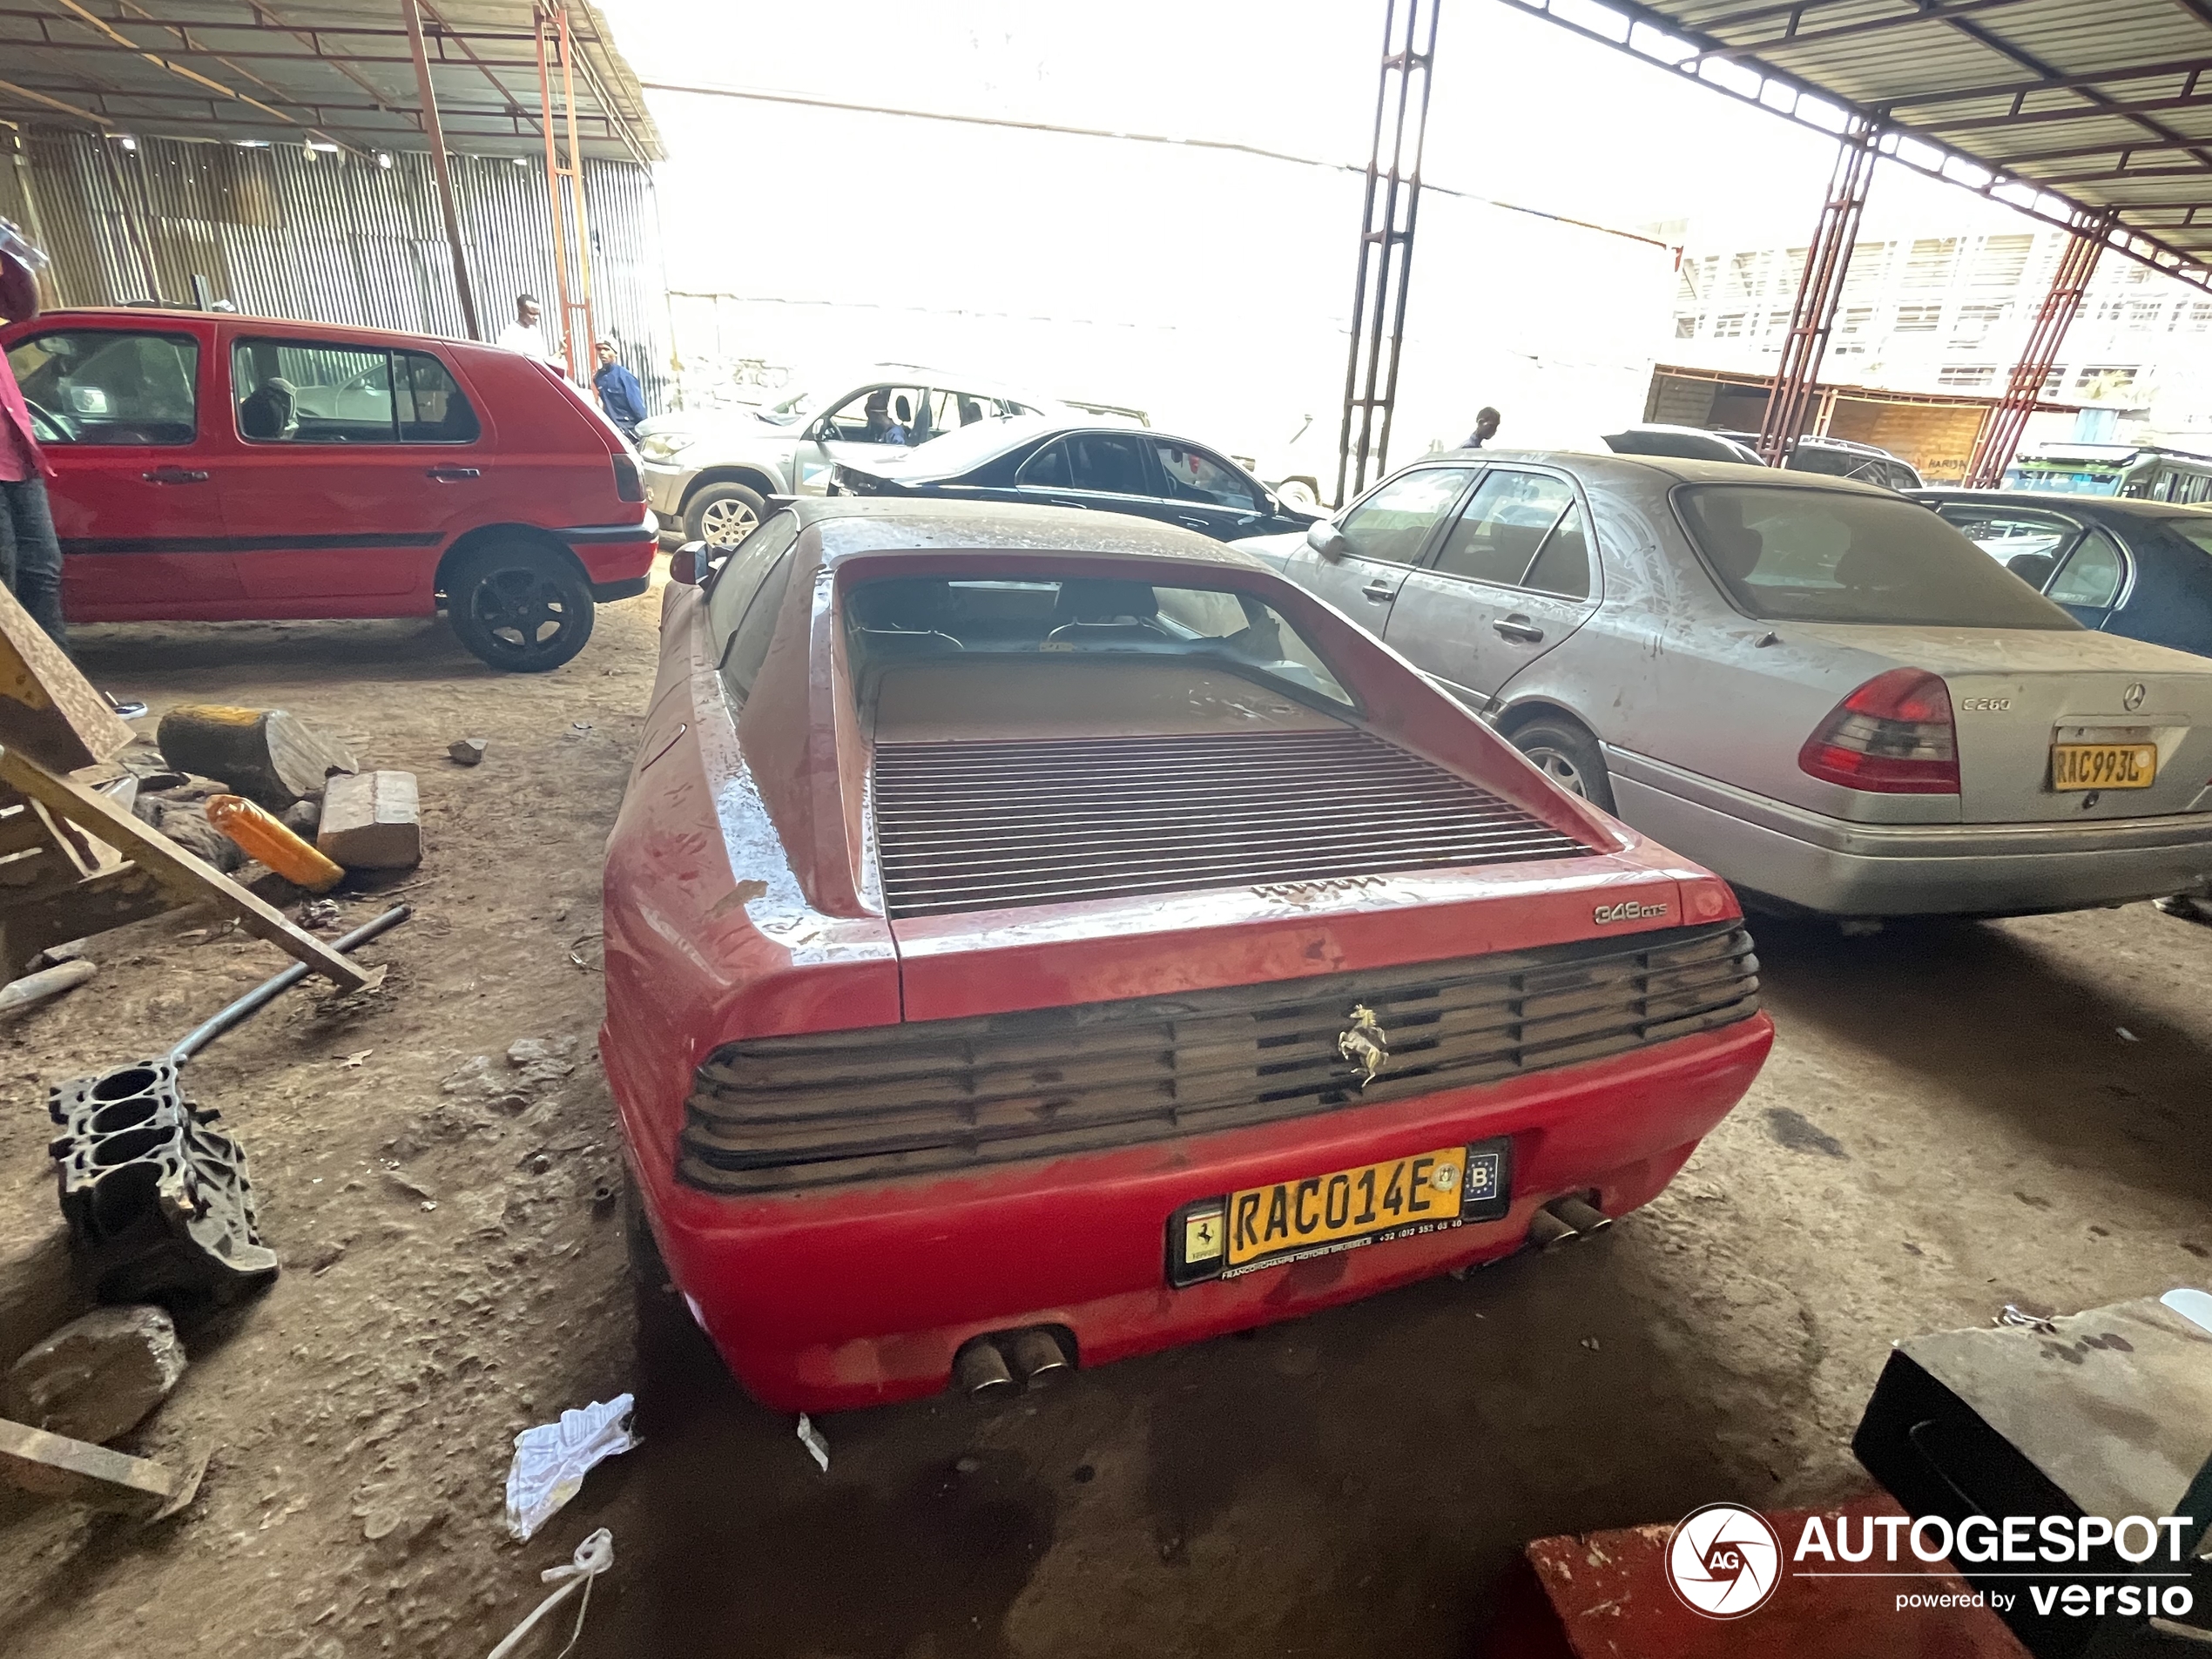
[0,581,132,772]
[0,749,371,992]
[0,1415,195,1518]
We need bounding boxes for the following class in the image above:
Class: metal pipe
[1007,1328,1072,1388]
[557,5,597,368]
[401,0,481,340]
[1550,1195,1613,1238]
[171,904,409,1062]
[1527,1207,1577,1251]
[537,4,575,379]
[952,1339,1016,1399]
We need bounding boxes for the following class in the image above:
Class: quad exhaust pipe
[1528,1193,1614,1252]
[954,1327,1076,1399]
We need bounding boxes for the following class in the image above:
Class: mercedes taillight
[1797,668,1959,794]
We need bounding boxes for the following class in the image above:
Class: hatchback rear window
[1676,485,2081,630]
[845,574,1352,710]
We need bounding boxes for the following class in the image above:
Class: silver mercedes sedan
[1238,451,2212,918]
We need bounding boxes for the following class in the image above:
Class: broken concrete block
[448,738,487,767]
[156,705,357,810]
[316,771,421,871]
[3,1305,186,1445]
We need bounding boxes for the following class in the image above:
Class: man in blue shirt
[591,338,647,439]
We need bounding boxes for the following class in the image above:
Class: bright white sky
[596,0,2044,466]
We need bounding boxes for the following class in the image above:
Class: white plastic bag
[502,1394,639,1541]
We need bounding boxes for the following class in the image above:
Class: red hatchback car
[604,500,1773,1413]
[1,308,655,671]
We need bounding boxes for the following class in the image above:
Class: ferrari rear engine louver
[870,729,1595,919]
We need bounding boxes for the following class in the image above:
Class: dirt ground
[3,570,2209,1658]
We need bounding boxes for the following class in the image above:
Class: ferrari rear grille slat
[679,923,1761,1193]
[870,730,1595,919]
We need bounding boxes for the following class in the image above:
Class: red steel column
[1757,126,1878,465]
[1965,226,2102,488]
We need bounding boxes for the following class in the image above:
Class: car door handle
[1361,578,1396,602]
[426,466,482,482]
[1177,516,1211,531]
[1492,614,1545,643]
[141,466,209,484]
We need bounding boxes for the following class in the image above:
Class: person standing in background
[496,293,556,362]
[1464,407,1501,448]
[0,219,70,651]
[591,338,646,440]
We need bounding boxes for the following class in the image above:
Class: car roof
[842,415,1242,483]
[1910,488,2212,520]
[17,306,494,357]
[1428,447,1900,496]
[789,497,1271,570]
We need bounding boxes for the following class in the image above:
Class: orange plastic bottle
[204,794,345,892]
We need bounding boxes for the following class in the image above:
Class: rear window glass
[2165,520,2212,561]
[1676,485,2081,630]
[844,574,1352,710]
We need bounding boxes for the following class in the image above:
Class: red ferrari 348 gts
[603,499,1771,1413]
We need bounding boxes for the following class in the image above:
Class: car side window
[233,338,393,443]
[7,329,198,446]
[1062,432,1152,496]
[395,351,480,443]
[820,386,926,445]
[705,510,800,652]
[1153,441,1258,511]
[1935,505,2082,589]
[2046,529,2125,609]
[1524,503,1592,598]
[1015,440,1072,489]
[720,549,796,705]
[1431,471,1577,588]
[1335,466,1475,566]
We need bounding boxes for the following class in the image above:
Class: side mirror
[670,540,707,585]
[1306,522,1349,561]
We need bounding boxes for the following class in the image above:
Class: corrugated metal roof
[0,0,660,162]
[1507,0,2212,292]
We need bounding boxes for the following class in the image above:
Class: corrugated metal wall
[10,126,673,413]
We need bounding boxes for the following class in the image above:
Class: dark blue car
[1911,489,2212,658]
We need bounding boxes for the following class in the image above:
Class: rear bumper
[1611,748,2212,915]
[557,516,657,589]
[627,1015,1772,1413]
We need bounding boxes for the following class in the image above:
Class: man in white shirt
[496,293,556,362]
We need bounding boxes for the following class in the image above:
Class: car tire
[444,542,596,673]
[1278,477,1321,509]
[1507,715,1616,813]
[685,482,766,550]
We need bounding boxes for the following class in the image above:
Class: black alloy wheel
[445,543,596,672]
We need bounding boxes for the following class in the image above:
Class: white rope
[485,1528,614,1659]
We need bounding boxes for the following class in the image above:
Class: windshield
[2004,459,2124,496]
[1677,485,2082,630]
[844,574,1353,709]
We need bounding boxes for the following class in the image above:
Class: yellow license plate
[2051,742,2158,791]
[1167,1137,1514,1286]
